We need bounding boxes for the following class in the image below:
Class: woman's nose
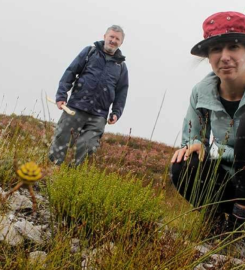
[220,48,231,62]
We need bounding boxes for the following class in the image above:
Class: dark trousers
[171,113,245,213]
[49,108,106,166]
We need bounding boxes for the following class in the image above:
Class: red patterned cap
[191,11,245,57]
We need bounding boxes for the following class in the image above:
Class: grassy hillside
[0,113,175,188]
[0,114,244,270]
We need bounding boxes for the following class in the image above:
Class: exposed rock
[195,245,210,254]
[14,219,43,244]
[194,264,206,270]
[0,215,24,246]
[194,244,244,268]
[8,191,33,211]
[1,181,245,269]
[29,251,47,268]
[0,187,6,196]
[211,253,243,266]
[35,224,49,231]
[202,263,214,269]
[70,238,81,254]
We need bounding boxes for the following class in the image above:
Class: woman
[171,11,245,228]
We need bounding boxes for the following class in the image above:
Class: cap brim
[191,33,245,57]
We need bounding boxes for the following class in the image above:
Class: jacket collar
[196,72,245,112]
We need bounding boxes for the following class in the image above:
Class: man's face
[103,30,123,55]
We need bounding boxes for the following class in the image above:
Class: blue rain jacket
[56,41,129,120]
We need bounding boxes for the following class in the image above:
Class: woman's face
[208,42,245,83]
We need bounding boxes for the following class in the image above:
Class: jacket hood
[94,40,126,62]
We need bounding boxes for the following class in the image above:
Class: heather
[0,113,244,270]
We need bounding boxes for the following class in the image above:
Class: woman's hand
[171,143,205,163]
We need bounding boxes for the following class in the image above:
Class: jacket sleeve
[181,86,211,148]
[56,46,91,102]
[111,62,129,120]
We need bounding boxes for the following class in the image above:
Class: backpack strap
[80,46,96,75]
[115,61,125,88]
[72,46,96,91]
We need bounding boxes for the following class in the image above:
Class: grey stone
[211,253,244,265]
[194,263,206,270]
[0,216,24,246]
[70,238,80,254]
[14,219,43,244]
[29,251,47,267]
[195,245,210,254]
[203,263,215,268]
[8,192,32,211]
[0,187,6,196]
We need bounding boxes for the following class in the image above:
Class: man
[49,25,129,166]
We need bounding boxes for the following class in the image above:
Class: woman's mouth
[220,66,235,70]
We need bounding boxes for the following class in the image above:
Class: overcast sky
[1,0,244,146]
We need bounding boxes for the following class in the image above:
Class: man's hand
[171,143,205,163]
[107,114,117,125]
[56,101,67,110]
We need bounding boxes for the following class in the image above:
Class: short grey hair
[106,25,125,40]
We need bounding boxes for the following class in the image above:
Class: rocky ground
[1,186,245,269]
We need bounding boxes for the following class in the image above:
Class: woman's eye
[229,44,239,50]
[209,47,221,52]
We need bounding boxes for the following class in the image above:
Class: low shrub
[48,161,164,239]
